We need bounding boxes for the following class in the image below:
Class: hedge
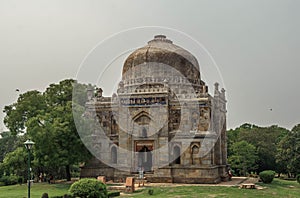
[259,170,276,183]
[69,178,107,198]
[0,175,19,186]
[296,174,300,184]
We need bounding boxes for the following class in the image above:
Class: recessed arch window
[192,145,199,154]
[173,146,181,164]
[142,128,147,138]
[111,146,117,164]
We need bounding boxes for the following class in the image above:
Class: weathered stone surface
[80,35,228,184]
[123,35,200,84]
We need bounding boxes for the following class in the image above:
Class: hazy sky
[0,0,299,131]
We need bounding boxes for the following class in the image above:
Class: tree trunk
[66,165,71,181]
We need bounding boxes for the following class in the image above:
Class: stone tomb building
[80,35,228,183]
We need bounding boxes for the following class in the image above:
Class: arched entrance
[135,141,154,172]
[138,146,152,172]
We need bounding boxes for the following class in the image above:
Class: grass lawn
[0,183,71,198]
[0,178,299,198]
[125,179,300,198]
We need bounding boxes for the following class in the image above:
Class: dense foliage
[0,132,18,163]
[276,124,300,177]
[0,175,19,186]
[227,123,296,177]
[69,178,107,198]
[1,79,92,181]
[228,140,258,176]
[296,174,300,184]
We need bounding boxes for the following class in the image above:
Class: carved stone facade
[80,35,228,183]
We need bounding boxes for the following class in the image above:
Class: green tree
[27,102,90,181]
[227,123,258,157]
[1,147,28,178]
[27,79,91,181]
[228,140,258,176]
[233,124,288,173]
[3,79,92,181]
[276,124,300,177]
[3,91,46,135]
[0,131,18,163]
[0,131,21,177]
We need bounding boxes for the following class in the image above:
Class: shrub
[69,178,107,198]
[107,191,120,197]
[63,194,73,198]
[44,193,73,198]
[296,174,300,184]
[148,189,154,195]
[18,177,23,185]
[0,175,18,186]
[41,193,49,198]
[259,170,276,183]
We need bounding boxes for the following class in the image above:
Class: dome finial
[148,35,173,44]
[154,35,166,39]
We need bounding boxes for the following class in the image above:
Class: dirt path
[135,177,251,188]
[119,177,259,196]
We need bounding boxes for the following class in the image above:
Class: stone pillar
[221,119,227,165]
[158,137,169,167]
[214,137,221,165]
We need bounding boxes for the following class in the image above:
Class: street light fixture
[24,139,35,198]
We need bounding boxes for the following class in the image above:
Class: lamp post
[24,139,34,198]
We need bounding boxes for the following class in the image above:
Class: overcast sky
[0,0,299,131]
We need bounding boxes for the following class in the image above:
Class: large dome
[122,35,201,83]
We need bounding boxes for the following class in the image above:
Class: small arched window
[174,146,181,164]
[142,128,147,138]
[192,145,199,154]
[191,145,199,165]
[111,146,117,164]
